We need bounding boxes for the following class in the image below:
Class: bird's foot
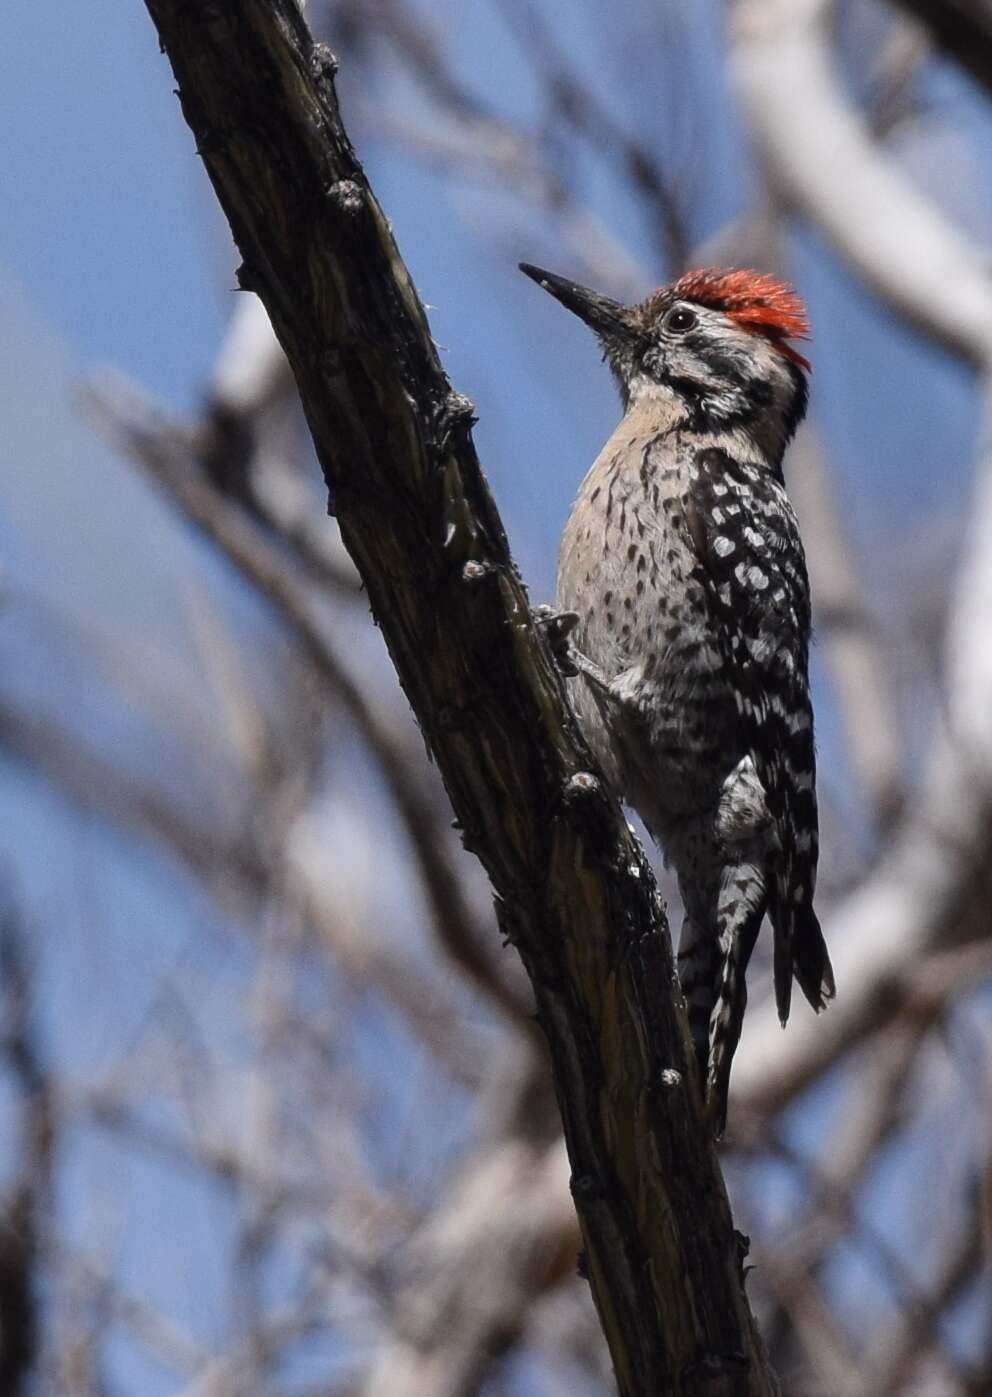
[570,648,612,697]
[534,606,615,698]
[534,605,581,678]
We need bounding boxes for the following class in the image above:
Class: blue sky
[1,6,225,407]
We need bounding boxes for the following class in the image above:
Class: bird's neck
[621,377,794,470]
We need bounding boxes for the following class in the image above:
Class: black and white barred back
[686,447,834,1040]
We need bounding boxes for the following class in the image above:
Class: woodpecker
[521,262,835,1134]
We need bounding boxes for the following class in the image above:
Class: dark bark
[0,909,51,1395]
[139,4,777,1393]
[889,0,992,101]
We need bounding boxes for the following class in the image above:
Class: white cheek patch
[626,373,680,405]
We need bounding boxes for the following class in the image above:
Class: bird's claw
[534,605,581,677]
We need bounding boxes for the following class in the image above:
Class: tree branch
[887,0,992,102]
[788,427,905,833]
[140,2,776,1392]
[732,0,992,370]
[0,903,50,1396]
[362,1127,576,1397]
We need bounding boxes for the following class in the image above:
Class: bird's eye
[665,307,697,333]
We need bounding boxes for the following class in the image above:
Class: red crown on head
[672,268,812,372]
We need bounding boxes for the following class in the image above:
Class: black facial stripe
[667,352,806,456]
[664,374,709,406]
[685,343,752,387]
[663,374,766,434]
[653,332,769,394]
[782,363,808,445]
[706,355,774,407]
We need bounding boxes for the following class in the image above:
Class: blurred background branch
[888,0,992,100]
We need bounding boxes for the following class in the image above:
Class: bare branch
[0,698,269,902]
[854,1210,983,1397]
[0,903,51,1395]
[199,292,363,598]
[498,0,691,271]
[0,685,488,1086]
[138,3,779,1390]
[362,1133,576,1397]
[790,426,905,834]
[887,0,992,102]
[52,1248,204,1380]
[732,0,992,369]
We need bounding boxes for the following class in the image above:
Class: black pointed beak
[519,263,630,338]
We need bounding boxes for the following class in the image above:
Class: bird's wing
[684,446,832,1023]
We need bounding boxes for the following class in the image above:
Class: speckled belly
[557,468,741,834]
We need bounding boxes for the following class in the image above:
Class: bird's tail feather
[681,879,830,1136]
[677,916,718,1084]
[792,902,835,1011]
[773,897,834,1026]
[706,909,763,1137]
